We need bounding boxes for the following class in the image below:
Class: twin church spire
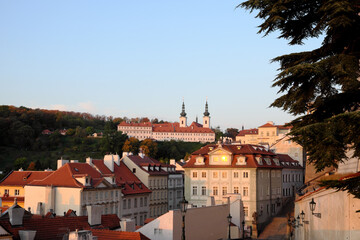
[179,99,210,128]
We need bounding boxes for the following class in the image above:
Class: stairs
[256,200,294,240]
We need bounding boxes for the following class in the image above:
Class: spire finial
[204,98,210,116]
[180,98,187,117]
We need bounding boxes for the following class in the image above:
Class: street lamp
[300,210,309,224]
[241,219,245,239]
[180,196,188,240]
[296,215,303,227]
[309,198,321,218]
[227,214,232,240]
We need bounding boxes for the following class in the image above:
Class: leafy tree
[14,157,27,170]
[27,161,36,171]
[212,126,223,142]
[122,137,140,154]
[86,126,95,135]
[240,0,360,197]
[66,128,75,136]
[140,139,158,157]
[225,128,239,140]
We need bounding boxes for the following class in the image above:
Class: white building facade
[183,143,283,231]
[117,101,215,143]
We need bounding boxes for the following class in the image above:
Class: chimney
[114,154,120,166]
[122,152,129,158]
[104,155,115,172]
[57,158,69,169]
[86,157,93,165]
[70,160,78,163]
[19,230,36,240]
[138,148,145,158]
[9,207,25,226]
[36,202,44,216]
[120,218,136,232]
[170,159,175,166]
[267,121,274,125]
[87,205,103,226]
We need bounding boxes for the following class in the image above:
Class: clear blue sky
[0,0,322,130]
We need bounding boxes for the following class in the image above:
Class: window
[192,171,198,178]
[140,197,143,207]
[192,186,198,195]
[234,187,239,194]
[213,172,218,178]
[213,186,218,196]
[234,172,239,178]
[123,199,126,209]
[144,197,147,206]
[134,198,138,208]
[201,186,206,195]
[222,172,227,178]
[222,187,227,195]
[243,187,249,197]
[14,189,20,196]
[243,171,249,178]
[244,206,248,217]
[169,191,173,200]
[202,172,206,178]
[128,199,131,209]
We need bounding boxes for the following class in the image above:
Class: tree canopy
[239,0,360,196]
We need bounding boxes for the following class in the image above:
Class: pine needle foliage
[239,0,360,197]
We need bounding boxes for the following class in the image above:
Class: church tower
[179,100,187,127]
[203,99,210,128]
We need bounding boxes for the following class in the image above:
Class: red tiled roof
[119,121,214,134]
[0,214,120,240]
[118,122,152,127]
[127,156,169,176]
[143,218,155,224]
[0,171,53,187]
[91,159,151,196]
[28,163,106,188]
[258,123,276,128]
[277,154,303,169]
[0,196,24,202]
[184,144,283,169]
[91,229,150,240]
[236,128,258,136]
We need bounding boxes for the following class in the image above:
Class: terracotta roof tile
[91,229,150,240]
[0,171,53,187]
[184,144,282,169]
[236,128,258,136]
[127,156,169,176]
[91,159,151,196]
[28,163,107,188]
[0,214,120,240]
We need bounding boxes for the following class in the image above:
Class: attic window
[264,158,271,165]
[130,184,134,189]
[256,157,263,165]
[236,156,247,165]
[85,178,89,184]
[209,147,214,150]
[273,158,280,166]
[139,184,142,189]
[74,168,79,172]
[237,146,241,150]
[133,168,136,173]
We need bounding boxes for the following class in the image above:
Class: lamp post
[309,198,321,218]
[242,219,245,239]
[227,214,232,240]
[180,196,188,240]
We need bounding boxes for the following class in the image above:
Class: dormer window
[273,158,280,166]
[264,158,271,165]
[209,147,214,151]
[256,157,263,165]
[237,146,241,150]
[112,177,115,184]
[139,184,142,189]
[195,156,205,165]
[236,156,247,165]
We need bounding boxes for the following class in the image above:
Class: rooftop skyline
[0,1,322,130]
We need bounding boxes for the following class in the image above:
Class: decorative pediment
[209,148,232,165]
